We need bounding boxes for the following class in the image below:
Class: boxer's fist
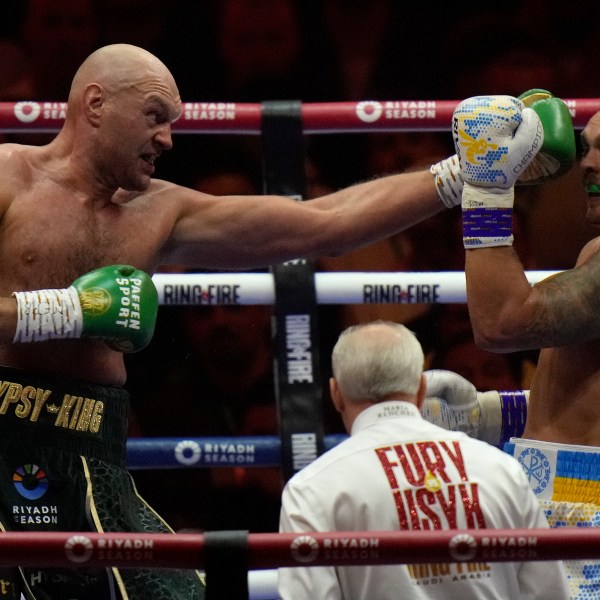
[517,89,576,184]
[73,265,158,352]
[453,95,542,189]
[13,265,158,353]
[431,91,573,208]
[422,369,480,437]
[422,369,530,446]
[453,95,543,248]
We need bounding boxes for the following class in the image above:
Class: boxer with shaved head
[0,44,573,598]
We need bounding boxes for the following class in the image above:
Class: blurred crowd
[0,0,598,532]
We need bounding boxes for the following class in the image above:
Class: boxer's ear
[83,83,104,127]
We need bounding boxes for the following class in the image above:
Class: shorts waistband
[505,437,600,501]
[0,365,129,465]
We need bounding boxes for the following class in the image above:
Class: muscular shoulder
[143,178,212,204]
[576,236,600,266]
[0,142,27,157]
[126,178,217,228]
[110,178,209,210]
[143,178,229,227]
[0,142,41,175]
[0,142,40,162]
[0,143,38,214]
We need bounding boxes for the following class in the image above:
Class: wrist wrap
[13,287,82,342]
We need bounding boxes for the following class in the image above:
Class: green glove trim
[518,89,576,184]
[73,264,158,353]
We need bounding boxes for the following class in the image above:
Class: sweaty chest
[0,194,154,289]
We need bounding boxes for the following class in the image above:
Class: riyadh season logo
[355,101,383,123]
[449,533,477,561]
[290,535,319,563]
[174,440,201,466]
[65,535,94,563]
[13,464,49,500]
[14,101,41,123]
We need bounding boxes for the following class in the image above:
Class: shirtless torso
[0,145,181,384]
[0,45,448,387]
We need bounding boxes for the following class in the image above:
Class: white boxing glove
[422,369,529,447]
[453,95,543,248]
[422,369,480,438]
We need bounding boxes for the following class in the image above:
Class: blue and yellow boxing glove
[430,89,575,209]
[13,264,158,352]
[517,88,576,184]
[453,94,543,248]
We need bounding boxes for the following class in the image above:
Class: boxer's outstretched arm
[165,168,450,269]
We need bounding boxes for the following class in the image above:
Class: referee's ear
[329,377,344,414]
[415,373,427,411]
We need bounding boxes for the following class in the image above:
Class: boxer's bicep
[166,189,328,269]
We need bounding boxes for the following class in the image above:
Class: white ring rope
[153,270,559,305]
[249,570,278,600]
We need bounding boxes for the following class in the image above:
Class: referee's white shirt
[278,400,569,600]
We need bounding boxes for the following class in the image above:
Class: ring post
[261,100,325,483]
[204,530,249,599]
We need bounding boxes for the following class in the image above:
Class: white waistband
[509,437,600,455]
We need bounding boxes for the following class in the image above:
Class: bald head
[55,44,182,193]
[67,44,180,114]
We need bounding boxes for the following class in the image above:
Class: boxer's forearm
[305,170,447,255]
[465,247,536,352]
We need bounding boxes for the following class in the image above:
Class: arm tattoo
[527,255,600,346]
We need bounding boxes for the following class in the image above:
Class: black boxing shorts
[0,365,206,600]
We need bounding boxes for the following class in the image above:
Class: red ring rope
[2,99,598,134]
[4,97,597,585]
[0,528,598,570]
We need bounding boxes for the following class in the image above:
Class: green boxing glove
[13,265,158,353]
[517,88,576,185]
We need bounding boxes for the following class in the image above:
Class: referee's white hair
[331,320,424,403]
